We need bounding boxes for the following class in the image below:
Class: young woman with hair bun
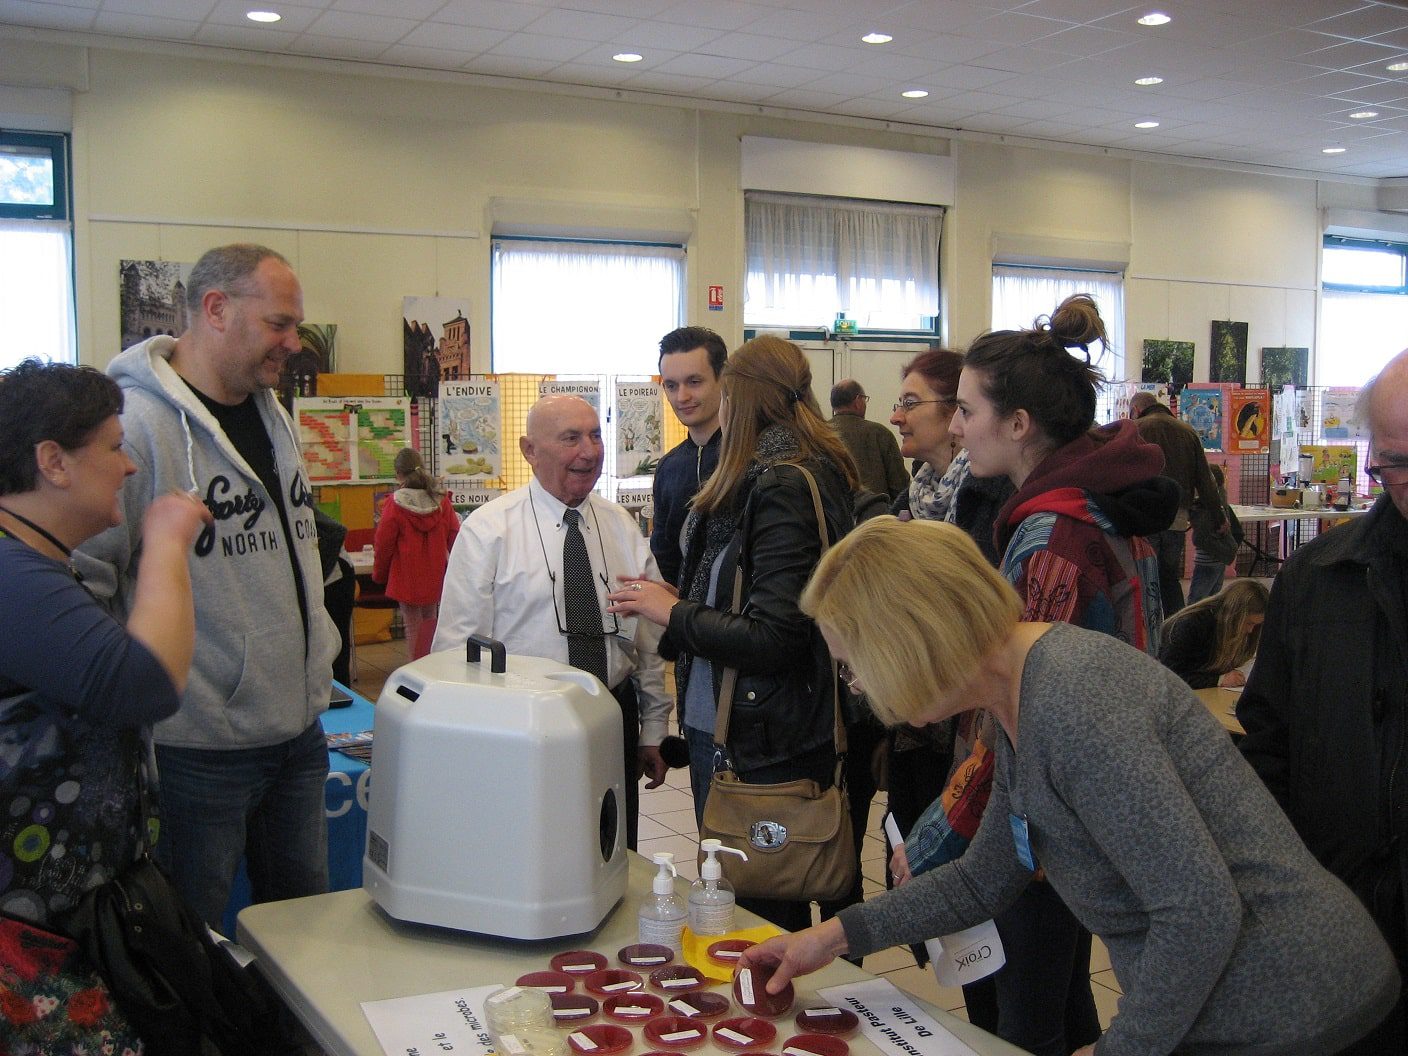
[931,293,1178,1056]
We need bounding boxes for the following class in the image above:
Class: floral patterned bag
[0,911,144,1056]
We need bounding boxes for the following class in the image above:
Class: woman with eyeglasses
[609,336,858,932]
[905,294,1176,1056]
[739,516,1398,1056]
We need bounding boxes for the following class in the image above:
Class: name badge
[1009,813,1036,872]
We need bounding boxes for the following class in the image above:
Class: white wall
[0,34,1392,384]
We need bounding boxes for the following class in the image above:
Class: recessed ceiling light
[1135,120,1160,128]
[1388,61,1408,72]
[901,89,929,99]
[861,32,893,45]
[1323,146,1347,154]
[1137,12,1171,26]
[1134,76,1163,86]
[612,52,643,63]
[246,10,281,22]
[1349,110,1380,119]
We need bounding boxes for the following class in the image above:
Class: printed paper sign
[1321,387,1366,440]
[615,380,663,477]
[361,983,502,1056]
[539,379,602,415]
[296,397,411,483]
[446,484,499,516]
[1228,388,1270,454]
[439,380,502,479]
[816,978,978,1056]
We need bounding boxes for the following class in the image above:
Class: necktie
[562,508,609,685]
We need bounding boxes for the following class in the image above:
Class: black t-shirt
[183,380,310,638]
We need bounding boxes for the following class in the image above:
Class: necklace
[0,503,82,580]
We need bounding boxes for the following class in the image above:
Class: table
[347,548,375,575]
[1229,504,1369,570]
[220,683,373,935]
[238,854,1027,1056]
[1194,686,1244,737]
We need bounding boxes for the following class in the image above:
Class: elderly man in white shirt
[433,395,670,848]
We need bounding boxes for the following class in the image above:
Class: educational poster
[1141,339,1194,389]
[614,379,664,477]
[1179,385,1225,451]
[119,258,193,351]
[1321,387,1366,440]
[1306,445,1358,485]
[438,379,501,479]
[539,378,602,414]
[295,396,411,483]
[1229,388,1270,453]
[1260,346,1308,390]
[1210,320,1249,384]
[403,296,471,399]
[444,484,498,518]
[1273,385,1298,444]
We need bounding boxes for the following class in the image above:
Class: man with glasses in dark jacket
[1239,348,1408,1055]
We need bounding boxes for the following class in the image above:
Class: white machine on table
[363,635,627,940]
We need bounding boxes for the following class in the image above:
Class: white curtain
[745,192,942,330]
[991,265,1125,381]
[492,239,684,376]
[1319,289,1408,386]
[0,219,75,368]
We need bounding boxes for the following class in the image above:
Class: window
[991,265,1125,381]
[491,238,684,376]
[0,131,74,368]
[745,192,942,331]
[1320,235,1408,387]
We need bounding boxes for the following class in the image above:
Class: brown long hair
[394,447,443,499]
[693,336,859,515]
[1164,578,1269,674]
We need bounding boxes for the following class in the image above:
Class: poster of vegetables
[438,379,501,480]
[1229,388,1270,453]
[538,379,602,415]
[614,380,663,477]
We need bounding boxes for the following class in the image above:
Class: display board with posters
[438,379,502,480]
[296,397,412,483]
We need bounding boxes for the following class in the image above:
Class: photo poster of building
[294,396,411,484]
[403,296,472,399]
[1141,339,1194,390]
[438,379,502,480]
[119,259,193,351]
[1228,388,1270,453]
[1209,320,1249,384]
[1179,385,1226,451]
[1259,346,1309,390]
[1321,387,1367,440]
[277,323,337,409]
[614,379,663,478]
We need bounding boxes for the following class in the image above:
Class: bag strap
[713,463,847,759]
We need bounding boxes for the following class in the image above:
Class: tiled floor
[349,635,1122,1034]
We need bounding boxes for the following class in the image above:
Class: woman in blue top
[0,358,208,925]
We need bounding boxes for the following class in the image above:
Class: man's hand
[639,745,667,789]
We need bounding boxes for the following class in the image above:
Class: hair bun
[1044,294,1107,354]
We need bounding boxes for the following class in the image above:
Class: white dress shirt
[432,476,671,746]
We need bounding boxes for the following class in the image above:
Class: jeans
[1187,559,1226,604]
[154,721,330,929]
[685,723,724,830]
[991,880,1101,1056]
[1150,527,1187,618]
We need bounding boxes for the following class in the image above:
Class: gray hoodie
[76,336,337,750]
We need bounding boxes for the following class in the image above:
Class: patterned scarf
[908,449,970,523]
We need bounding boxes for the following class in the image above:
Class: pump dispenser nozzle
[690,840,747,936]
[698,838,748,880]
[651,852,678,895]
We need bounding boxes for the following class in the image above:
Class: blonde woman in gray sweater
[742,517,1397,1056]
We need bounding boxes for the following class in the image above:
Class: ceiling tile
[206,0,325,32]
[919,63,1018,89]
[1289,69,1394,96]
[772,41,875,71]
[759,86,854,109]
[544,60,642,86]
[375,43,473,69]
[488,31,596,61]
[615,21,725,51]
[396,22,508,51]
[842,50,961,80]
[649,51,757,77]
[102,0,216,17]
[562,0,678,16]
[622,69,722,94]
[91,11,201,39]
[884,0,1018,35]
[1089,5,1269,48]
[1310,5,1408,41]
[725,63,832,89]
[695,31,799,62]
[733,7,853,43]
[830,97,920,120]
[653,0,772,32]
[1368,25,1408,51]
[1304,38,1405,72]
[289,33,393,59]
[333,0,444,18]
[520,7,641,41]
[1013,0,1141,22]
[459,52,561,76]
[305,10,421,43]
[193,22,300,48]
[886,30,1006,63]
[429,0,542,33]
[1192,1,1374,31]
[970,43,1081,71]
[567,43,680,70]
[992,96,1078,119]
[968,10,1077,45]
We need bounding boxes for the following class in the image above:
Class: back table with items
[237,854,1027,1056]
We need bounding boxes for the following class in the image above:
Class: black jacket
[1239,496,1408,946]
[1157,605,1222,689]
[665,459,854,774]
[650,429,721,586]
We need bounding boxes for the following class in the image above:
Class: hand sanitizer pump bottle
[638,852,687,953]
[689,839,747,936]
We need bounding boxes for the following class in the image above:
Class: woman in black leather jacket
[610,335,857,930]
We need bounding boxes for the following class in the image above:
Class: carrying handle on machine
[465,634,508,674]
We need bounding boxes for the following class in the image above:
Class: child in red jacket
[372,449,461,659]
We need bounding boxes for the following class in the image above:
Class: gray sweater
[839,623,1398,1056]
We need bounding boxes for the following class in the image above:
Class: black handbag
[59,855,302,1056]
